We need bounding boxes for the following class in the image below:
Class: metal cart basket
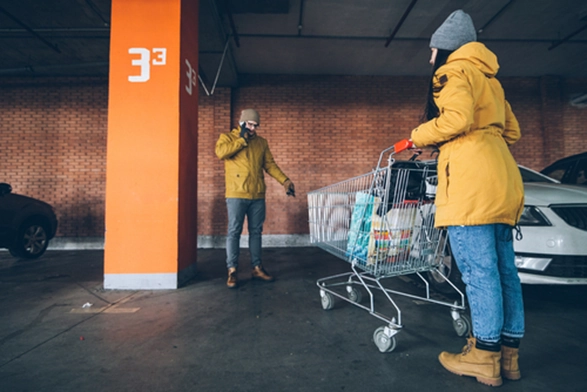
[307,140,470,353]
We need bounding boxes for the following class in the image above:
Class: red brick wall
[224,75,431,236]
[2,75,587,239]
[0,77,107,238]
[562,78,587,161]
[197,87,231,236]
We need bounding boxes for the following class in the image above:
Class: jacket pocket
[229,172,249,194]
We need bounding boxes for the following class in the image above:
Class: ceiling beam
[384,0,418,48]
[477,0,514,34]
[222,0,240,48]
[549,23,587,50]
[297,0,305,36]
[0,5,61,53]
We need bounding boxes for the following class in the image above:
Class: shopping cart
[307,140,470,353]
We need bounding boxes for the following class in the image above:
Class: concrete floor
[1,247,586,392]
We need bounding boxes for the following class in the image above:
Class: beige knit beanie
[239,109,260,125]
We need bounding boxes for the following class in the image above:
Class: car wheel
[427,240,466,296]
[10,220,50,259]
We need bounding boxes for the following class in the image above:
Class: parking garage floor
[1,247,586,392]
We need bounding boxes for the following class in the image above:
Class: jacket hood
[447,42,499,77]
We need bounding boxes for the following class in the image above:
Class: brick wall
[2,75,587,239]
[197,87,231,236]
[0,77,108,238]
[562,78,587,161]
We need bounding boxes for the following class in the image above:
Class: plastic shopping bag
[346,191,377,261]
[367,202,417,264]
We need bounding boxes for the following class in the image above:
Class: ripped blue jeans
[448,224,525,343]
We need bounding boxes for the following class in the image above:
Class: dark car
[0,183,58,259]
[541,152,587,186]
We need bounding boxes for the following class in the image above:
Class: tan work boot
[251,265,274,282]
[227,267,238,289]
[438,337,503,387]
[501,346,521,381]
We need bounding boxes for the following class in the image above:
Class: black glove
[239,126,250,140]
[283,180,295,197]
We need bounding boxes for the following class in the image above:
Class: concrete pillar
[104,0,199,289]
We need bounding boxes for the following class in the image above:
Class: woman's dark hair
[422,49,453,122]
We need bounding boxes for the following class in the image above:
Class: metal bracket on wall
[570,93,587,108]
[198,38,230,96]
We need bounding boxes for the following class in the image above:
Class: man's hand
[283,180,295,197]
[239,126,250,140]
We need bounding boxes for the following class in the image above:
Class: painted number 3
[128,47,167,82]
[185,59,197,96]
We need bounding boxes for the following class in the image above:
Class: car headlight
[518,206,552,226]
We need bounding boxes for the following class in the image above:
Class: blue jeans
[226,198,266,269]
[448,224,525,343]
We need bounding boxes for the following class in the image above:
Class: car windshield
[519,166,558,183]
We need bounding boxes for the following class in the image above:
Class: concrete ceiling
[1,0,587,89]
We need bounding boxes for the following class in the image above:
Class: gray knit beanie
[430,10,476,51]
[239,109,260,125]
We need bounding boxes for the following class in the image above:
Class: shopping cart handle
[393,139,414,153]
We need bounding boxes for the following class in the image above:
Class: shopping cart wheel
[346,286,362,304]
[320,290,335,310]
[452,315,471,337]
[373,326,397,353]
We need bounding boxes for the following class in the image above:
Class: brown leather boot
[438,337,503,387]
[251,265,274,282]
[226,267,237,288]
[501,346,521,381]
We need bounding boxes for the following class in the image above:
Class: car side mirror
[0,183,13,196]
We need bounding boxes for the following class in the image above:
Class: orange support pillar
[104,0,199,289]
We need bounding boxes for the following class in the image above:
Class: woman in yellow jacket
[410,10,524,387]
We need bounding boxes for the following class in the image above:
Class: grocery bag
[367,202,417,264]
[346,191,378,262]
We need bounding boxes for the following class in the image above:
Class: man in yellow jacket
[215,109,295,289]
[411,10,524,387]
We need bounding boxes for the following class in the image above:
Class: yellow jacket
[411,42,524,227]
[215,127,289,199]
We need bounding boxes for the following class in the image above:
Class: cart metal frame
[307,142,470,352]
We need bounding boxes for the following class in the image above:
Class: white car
[514,166,587,284]
[428,165,587,292]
